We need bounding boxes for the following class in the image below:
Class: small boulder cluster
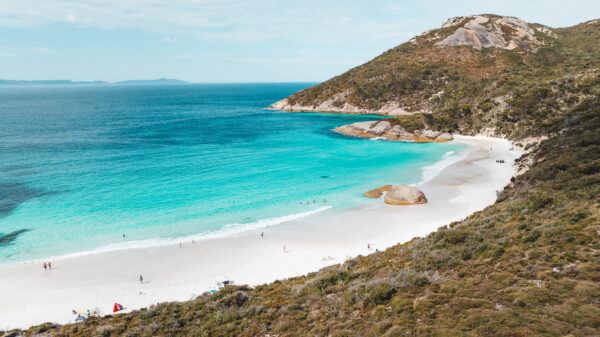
[335,120,452,142]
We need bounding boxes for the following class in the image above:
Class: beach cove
[0,134,522,329]
[0,83,460,265]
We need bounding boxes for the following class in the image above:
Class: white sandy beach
[0,135,522,330]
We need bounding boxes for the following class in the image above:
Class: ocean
[0,83,464,263]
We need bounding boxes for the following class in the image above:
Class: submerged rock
[384,185,427,205]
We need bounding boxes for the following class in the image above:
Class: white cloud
[64,13,76,23]
[26,46,54,53]
[0,0,239,31]
[228,56,358,67]
[0,45,55,57]
[160,37,178,43]
[0,0,416,44]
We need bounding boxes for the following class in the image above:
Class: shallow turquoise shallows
[0,83,464,263]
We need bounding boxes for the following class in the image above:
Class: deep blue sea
[0,83,463,263]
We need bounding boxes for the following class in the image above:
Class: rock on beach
[384,185,428,205]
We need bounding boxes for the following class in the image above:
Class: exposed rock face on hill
[384,185,428,205]
[435,15,543,51]
[270,97,414,116]
[335,120,453,142]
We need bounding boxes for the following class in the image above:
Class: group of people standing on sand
[42,261,52,271]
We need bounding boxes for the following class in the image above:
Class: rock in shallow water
[366,121,391,136]
[422,130,441,139]
[437,132,453,141]
[364,185,392,198]
[384,185,427,205]
[346,121,376,133]
[335,121,453,142]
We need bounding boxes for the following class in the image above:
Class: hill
[4,14,600,337]
[272,14,600,139]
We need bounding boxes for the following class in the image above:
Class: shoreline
[0,130,458,268]
[268,98,418,116]
[266,106,391,117]
[3,206,334,267]
[0,135,522,330]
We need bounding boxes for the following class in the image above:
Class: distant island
[0,78,188,86]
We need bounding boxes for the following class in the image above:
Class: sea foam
[420,147,470,183]
[34,206,333,263]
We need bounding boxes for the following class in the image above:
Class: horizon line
[0,79,321,85]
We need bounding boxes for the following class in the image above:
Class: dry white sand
[0,135,522,330]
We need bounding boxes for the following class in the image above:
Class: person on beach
[48,262,52,270]
[122,234,125,239]
[139,274,143,284]
[179,242,182,248]
[313,200,315,204]
[367,244,371,250]
[324,198,326,203]
[260,232,264,239]
[43,262,47,271]
[283,244,286,253]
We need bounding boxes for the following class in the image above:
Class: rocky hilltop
[434,15,547,51]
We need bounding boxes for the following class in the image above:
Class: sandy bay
[0,135,522,329]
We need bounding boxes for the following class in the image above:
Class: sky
[0,0,599,82]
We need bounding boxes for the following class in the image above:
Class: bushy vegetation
[3,17,599,337]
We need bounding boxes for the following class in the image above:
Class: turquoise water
[0,83,463,263]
